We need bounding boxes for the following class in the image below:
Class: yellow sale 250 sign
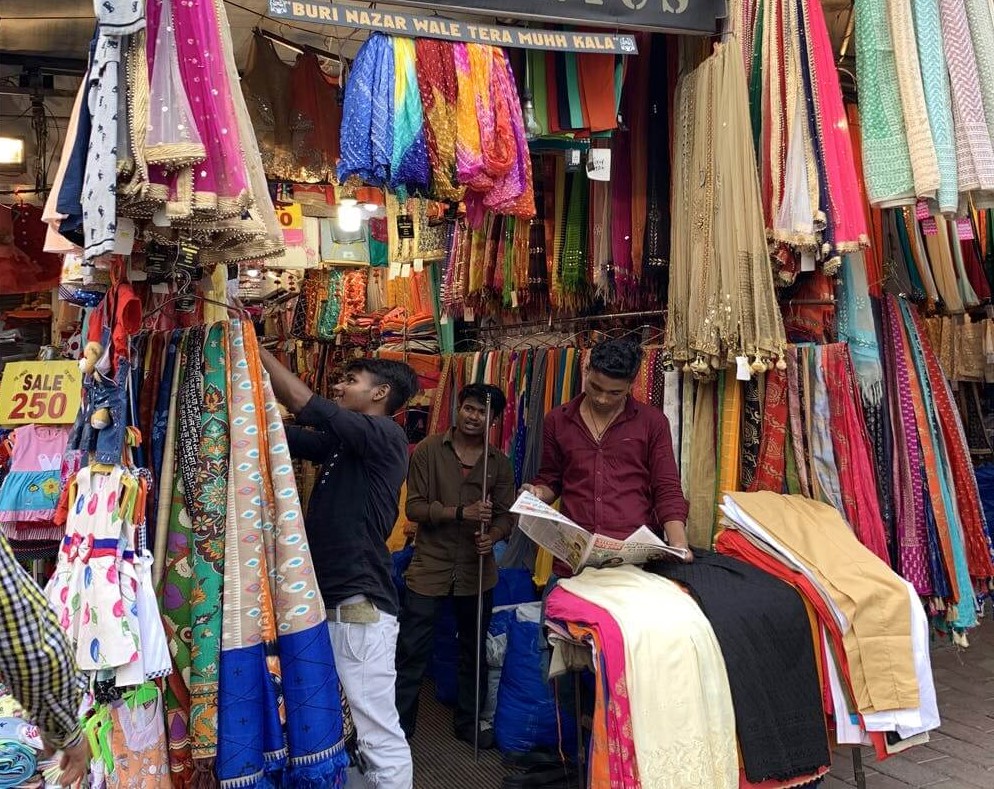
[0,361,82,425]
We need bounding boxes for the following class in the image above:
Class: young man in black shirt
[260,348,419,789]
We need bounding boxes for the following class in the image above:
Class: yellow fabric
[717,373,742,504]
[386,481,412,552]
[725,492,919,714]
[533,547,554,588]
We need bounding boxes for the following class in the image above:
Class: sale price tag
[276,202,304,244]
[0,362,82,426]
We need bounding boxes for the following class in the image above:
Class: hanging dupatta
[338,33,394,186]
[784,347,812,498]
[880,297,932,595]
[390,37,429,194]
[892,298,969,617]
[189,323,229,771]
[750,367,789,493]
[415,39,463,202]
[739,376,763,492]
[217,321,347,787]
[906,309,994,579]
[822,344,890,564]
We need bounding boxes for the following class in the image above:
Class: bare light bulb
[338,198,362,233]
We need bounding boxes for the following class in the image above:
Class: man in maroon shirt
[522,338,692,572]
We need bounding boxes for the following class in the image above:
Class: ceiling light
[0,137,26,175]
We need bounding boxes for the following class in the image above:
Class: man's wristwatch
[456,505,465,523]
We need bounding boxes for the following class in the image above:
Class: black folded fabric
[648,550,831,783]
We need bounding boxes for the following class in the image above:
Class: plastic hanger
[124,682,158,711]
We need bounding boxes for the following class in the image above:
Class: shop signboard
[0,361,82,426]
[268,1,644,53]
[383,0,723,35]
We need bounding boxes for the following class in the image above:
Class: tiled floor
[410,621,994,788]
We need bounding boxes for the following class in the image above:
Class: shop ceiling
[1,0,856,73]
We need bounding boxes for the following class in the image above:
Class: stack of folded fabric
[717,492,940,759]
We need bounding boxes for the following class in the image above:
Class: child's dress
[105,691,171,788]
[0,425,70,521]
[46,465,142,672]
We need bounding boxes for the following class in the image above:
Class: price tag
[413,258,424,273]
[389,261,403,279]
[510,290,519,309]
[400,263,412,278]
[735,356,751,381]
[800,252,816,272]
[0,362,82,426]
[397,214,415,239]
[586,149,612,182]
[957,217,975,240]
[463,306,476,323]
[440,314,450,325]
[276,203,304,244]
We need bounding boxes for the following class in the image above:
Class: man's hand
[475,531,494,555]
[58,738,90,787]
[518,483,555,504]
[463,499,492,524]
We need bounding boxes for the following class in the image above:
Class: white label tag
[510,290,519,309]
[463,306,475,323]
[800,252,816,272]
[113,217,136,255]
[735,356,751,381]
[440,314,449,325]
[413,258,424,273]
[586,149,612,182]
[151,208,170,227]
[389,261,402,279]
[400,263,412,278]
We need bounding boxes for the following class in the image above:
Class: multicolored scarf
[216,320,347,787]
[390,37,429,194]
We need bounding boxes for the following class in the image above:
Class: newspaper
[511,491,689,574]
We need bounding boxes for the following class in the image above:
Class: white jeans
[328,607,413,789]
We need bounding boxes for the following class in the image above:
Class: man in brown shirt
[394,384,515,749]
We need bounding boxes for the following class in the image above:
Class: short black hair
[346,358,420,413]
[589,339,643,381]
[458,383,507,417]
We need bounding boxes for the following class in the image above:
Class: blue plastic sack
[493,568,538,608]
[494,613,564,753]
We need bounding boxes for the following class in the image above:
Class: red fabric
[576,52,617,133]
[749,368,789,493]
[0,203,61,293]
[823,344,890,565]
[533,394,688,576]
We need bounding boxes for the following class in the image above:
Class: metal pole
[852,747,866,789]
[474,393,493,761]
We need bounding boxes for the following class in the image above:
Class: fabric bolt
[720,492,919,714]
[651,551,830,783]
[559,567,738,789]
